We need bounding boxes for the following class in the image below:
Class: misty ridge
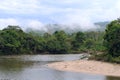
[25,21,109,34]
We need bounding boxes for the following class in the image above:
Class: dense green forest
[91,19,120,63]
[0,25,105,55]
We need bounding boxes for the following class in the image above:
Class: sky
[0,0,120,31]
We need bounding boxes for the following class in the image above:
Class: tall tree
[104,19,120,57]
[46,30,70,54]
[71,31,85,50]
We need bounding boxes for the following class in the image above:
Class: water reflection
[0,54,119,80]
[0,58,33,71]
[106,76,120,80]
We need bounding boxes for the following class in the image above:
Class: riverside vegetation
[90,18,120,63]
[0,18,120,63]
[0,25,105,55]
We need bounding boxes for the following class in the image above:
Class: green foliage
[89,53,113,62]
[45,31,70,54]
[0,25,41,55]
[0,25,106,55]
[71,31,85,50]
[90,52,120,63]
[84,39,94,49]
[90,18,120,63]
[112,56,120,63]
[0,26,24,54]
[84,31,106,51]
[104,19,120,57]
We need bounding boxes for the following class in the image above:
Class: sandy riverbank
[48,60,120,77]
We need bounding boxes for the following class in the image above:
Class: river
[0,54,119,80]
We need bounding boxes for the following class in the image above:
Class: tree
[0,25,38,55]
[71,31,85,50]
[3,25,23,32]
[53,30,67,41]
[45,30,70,54]
[0,26,22,54]
[104,19,120,57]
[84,39,94,49]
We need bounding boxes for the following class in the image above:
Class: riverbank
[48,60,120,77]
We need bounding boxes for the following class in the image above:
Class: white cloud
[0,0,42,14]
[0,0,120,31]
[0,18,47,31]
[0,18,20,29]
[0,0,119,19]
[27,20,47,31]
[54,15,96,31]
[46,0,83,4]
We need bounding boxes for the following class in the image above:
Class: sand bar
[47,60,120,77]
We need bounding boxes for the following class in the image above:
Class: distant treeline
[0,25,106,55]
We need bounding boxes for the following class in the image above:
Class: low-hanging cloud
[0,18,100,32]
[0,0,120,32]
[0,18,20,30]
[27,20,48,32]
[0,18,47,31]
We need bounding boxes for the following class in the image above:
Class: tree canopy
[104,19,120,57]
[0,25,105,55]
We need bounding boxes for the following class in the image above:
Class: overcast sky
[0,0,120,30]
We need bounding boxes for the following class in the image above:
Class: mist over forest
[0,19,109,55]
[25,21,110,34]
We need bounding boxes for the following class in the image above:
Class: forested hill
[0,25,105,55]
